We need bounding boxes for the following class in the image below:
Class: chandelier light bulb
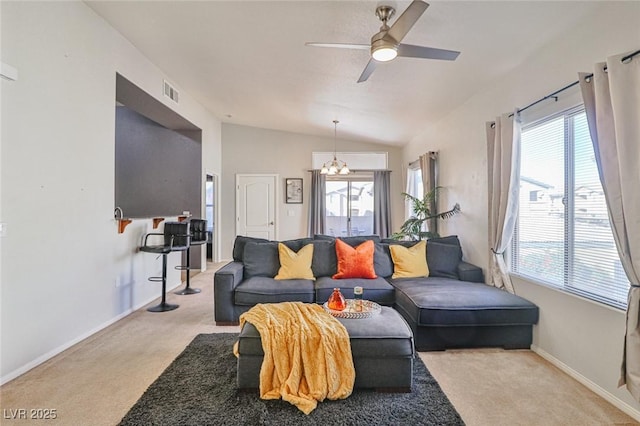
[320,120,350,176]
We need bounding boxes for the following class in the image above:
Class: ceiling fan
[306,0,460,83]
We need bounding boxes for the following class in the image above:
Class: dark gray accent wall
[115,106,201,218]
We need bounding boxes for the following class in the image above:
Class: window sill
[509,272,627,314]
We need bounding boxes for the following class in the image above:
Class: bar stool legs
[148,253,179,312]
[175,218,206,295]
[139,221,189,312]
[174,247,201,295]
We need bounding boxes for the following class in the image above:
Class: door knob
[269,221,274,225]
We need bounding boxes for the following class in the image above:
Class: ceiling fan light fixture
[371,34,398,62]
[305,1,459,82]
[372,46,397,62]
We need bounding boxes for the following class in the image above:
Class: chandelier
[320,120,350,175]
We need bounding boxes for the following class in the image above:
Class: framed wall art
[285,178,303,204]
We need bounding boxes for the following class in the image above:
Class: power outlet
[0,222,6,237]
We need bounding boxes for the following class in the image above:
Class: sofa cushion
[315,276,396,306]
[243,242,279,278]
[382,235,460,246]
[281,237,314,252]
[428,235,461,247]
[378,239,464,279]
[390,277,539,326]
[233,235,270,262]
[235,276,315,305]
[315,234,381,246]
[390,240,429,279]
[275,243,315,281]
[374,243,394,278]
[333,239,377,279]
[311,240,337,277]
[340,235,381,246]
[427,242,463,279]
[381,239,419,247]
[314,236,384,278]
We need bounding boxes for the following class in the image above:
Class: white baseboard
[0,280,181,385]
[0,309,131,385]
[532,345,640,422]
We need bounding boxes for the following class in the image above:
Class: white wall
[401,2,640,415]
[0,1,222,382]
[220,123,404,260]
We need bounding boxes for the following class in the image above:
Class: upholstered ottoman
[236,306,414,392]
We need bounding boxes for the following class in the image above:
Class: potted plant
[392,187,460,240]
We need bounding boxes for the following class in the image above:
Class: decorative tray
[322,300,382,319]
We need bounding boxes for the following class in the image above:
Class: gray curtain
[373,171,392,238]
[578,51,640,401]
[486,112,520,294]
[307,170,326,236]
[419,151,438,234]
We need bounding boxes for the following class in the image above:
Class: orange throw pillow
[332,239,377,279]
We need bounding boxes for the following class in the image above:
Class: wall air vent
[163,80,179,103]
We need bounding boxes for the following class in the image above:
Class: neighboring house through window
[511,105,630,309]
[405,162,423,220]
[325,174,374,237]
[311,151,387,237]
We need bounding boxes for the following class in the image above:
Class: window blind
[512,106,630,309]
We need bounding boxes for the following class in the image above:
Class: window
[512,106,630,309]
[405,164,423,220]
[325,174,374,237]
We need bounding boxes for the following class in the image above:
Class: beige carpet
[0,263,637,425]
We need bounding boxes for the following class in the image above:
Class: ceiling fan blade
[357,59,377,83]
[397,44,460,61]
[387,0,429,43]
[305,42,370,51]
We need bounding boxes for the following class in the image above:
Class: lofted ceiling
[86,1,603,146]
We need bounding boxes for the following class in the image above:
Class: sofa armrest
[457,261,484,283]
[214,261,244,323]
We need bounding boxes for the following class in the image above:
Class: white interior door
[236,174,277,240]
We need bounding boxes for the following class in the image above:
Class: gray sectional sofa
[214,234,539,351]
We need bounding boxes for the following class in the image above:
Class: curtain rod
[507,49,640,118]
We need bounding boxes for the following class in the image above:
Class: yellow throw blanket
[233,302,355,414]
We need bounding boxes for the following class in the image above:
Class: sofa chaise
[214,234,539,351]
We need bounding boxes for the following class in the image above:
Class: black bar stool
[140,221,190,312]
[175,218,207,295]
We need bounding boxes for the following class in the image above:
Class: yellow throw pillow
[389,240,429,279]
[274,243,315,280]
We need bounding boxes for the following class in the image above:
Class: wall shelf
[153,217,165,229]
[117,219,133,234]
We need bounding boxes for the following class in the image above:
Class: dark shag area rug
[119,333,464,426]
